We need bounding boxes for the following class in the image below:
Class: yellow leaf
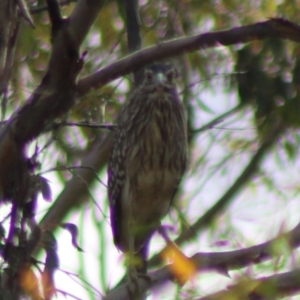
[19,266,43,300]
[161,243,196,285]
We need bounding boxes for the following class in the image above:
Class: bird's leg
[126,231,137,278]
[125,220,139,295]
[125,228,152,299]
[126,235,144,299]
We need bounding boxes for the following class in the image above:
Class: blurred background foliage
[6,0,300,298]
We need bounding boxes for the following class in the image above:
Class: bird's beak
[156,72,165,85]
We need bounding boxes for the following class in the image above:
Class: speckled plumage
[107,64,187,270]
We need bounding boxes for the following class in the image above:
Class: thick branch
[105,220,300,300]
[0,1,18,98]
[78,18,300,95]
[198,269,300,300]
[69,0,105,46]
[124,0,143,86]
[0,0,106,251]
[124,0,141,53]
[0,0,106,146]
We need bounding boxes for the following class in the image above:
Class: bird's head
[143,64,178,91]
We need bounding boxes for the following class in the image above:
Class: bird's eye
[145,71,153,82]
[166,69,176,82]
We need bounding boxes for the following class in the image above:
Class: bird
[107,63,188,281]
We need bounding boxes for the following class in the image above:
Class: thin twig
[58,121,117,131]
[192,104,242,134]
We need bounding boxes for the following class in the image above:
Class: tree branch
[0,0,106,255]
[0,1,18,100]
[77,18,300,95]
[192,104,242,134]
[198,269,300,300]
[46,0,63,37]
[124,0,143,86]
[105,220,300,300]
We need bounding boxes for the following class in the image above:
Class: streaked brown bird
[107,64,188,278]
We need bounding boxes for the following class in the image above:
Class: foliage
[1,0,300,299]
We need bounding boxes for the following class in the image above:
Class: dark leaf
[61,223,84,252]
[43,247,59,300]
[39,176,52,202]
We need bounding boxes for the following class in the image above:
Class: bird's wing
[107,91,142,248]
[107,126,126,248]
